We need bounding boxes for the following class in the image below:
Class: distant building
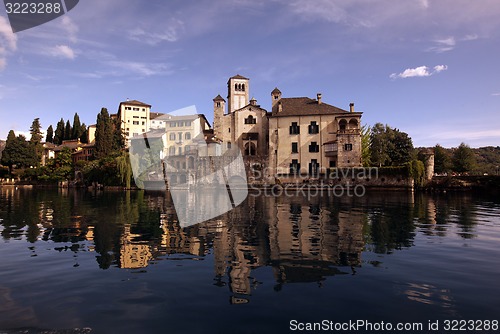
[116,99,152,146]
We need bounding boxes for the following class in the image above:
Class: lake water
[1,187,499,333]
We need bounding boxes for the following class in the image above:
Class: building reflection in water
[0,187,484,302]
[136,192,366,302]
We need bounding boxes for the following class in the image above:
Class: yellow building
[116,99,152,146]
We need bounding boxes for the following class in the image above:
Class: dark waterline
[1,187,499,333]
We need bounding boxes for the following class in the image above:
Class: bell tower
[213,94,225,140]
[227,74,249,113]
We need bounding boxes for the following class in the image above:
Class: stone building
[213,74,363,179]
[213,75,269,157]
[268,91,363,178]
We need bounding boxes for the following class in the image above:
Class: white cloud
[390,64,448,79]
[61,16,79,43]
[288,0,347,23]
[128,19,184,45]
[0,16,17,70]
[419,0,429,9]
[492,92,500,96]
[434,65,448,73]
[106,60,173,76]
[46,45,76,59]
[462,34,478,41]
[427,37,455,53]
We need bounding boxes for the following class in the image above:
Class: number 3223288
[5,2,62,14]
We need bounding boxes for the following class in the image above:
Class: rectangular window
[227,142,232,149]
[142,122,145,125]
[133,121,139,125]
[344,143,353,151]
[291,142,298,153]
[125,107,131,110]
[290,159,300,174]
[170,122,176,127]
[289,122,300,135]
[141,117,146,119]
[308,121,319,134]
[169,133,176,140]
[133,116,139,119]
[133,107,139,111]
[185,121,191,127]
[309,142,319,153]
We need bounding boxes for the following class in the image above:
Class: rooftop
[271,97,357,117]
[119,100,152,107]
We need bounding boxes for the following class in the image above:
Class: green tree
[1,130,18,175]
[452,143,476,174]
[64,120,72,141]
[54,118,65,145]
[434,144,451,174]
[29,118,43,166]
[45,125,54,143]
[112,117,125,151]
[72,113,82,140]
[370,123,413,167]
[361,124,371,167]
[116,151,133,188]
[94,108,114,159]
[1,131,38,175]
[370,123,390,167]
[79,123,88,144]
[387,130,413,166]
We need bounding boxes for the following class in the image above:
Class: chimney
[349,103,354,113]
[278,101,283,113]
[317,93,322,104]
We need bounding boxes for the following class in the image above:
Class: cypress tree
[29,118,43,166]
[94,108,113,159]
[64,120,72,141]
[46,125,54,143]
[54,118,65,145]
[72,113,82,140]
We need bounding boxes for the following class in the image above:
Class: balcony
[324,142,338,157]
[337,128,360,135]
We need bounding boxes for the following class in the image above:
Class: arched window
[169,146,175,155]
[178,147,183,155]
[235,83,238,90]
[242,84,245,91]
[339,119,347,132]
[348,119,358,129]
[244,115,256,124]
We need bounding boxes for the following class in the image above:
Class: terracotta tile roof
[271,97,350,117]
[229,74,249,80]
[119,100,151,107]
[150,112,166,120]
[213,94,225,102]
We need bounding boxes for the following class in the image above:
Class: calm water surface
[0,187,499,333]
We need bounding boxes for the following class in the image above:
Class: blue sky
[1,0,499,147]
